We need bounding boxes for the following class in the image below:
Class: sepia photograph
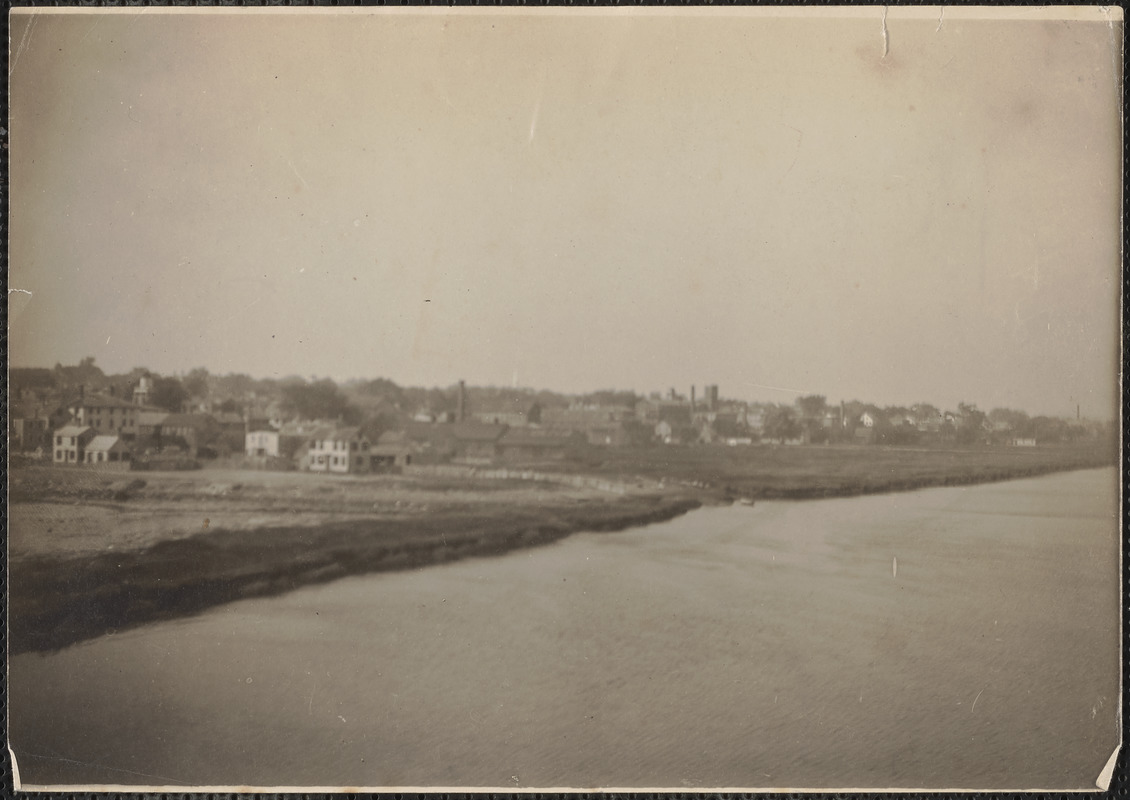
[6,6,1123,791]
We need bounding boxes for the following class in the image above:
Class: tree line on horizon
[10,358,1106,447]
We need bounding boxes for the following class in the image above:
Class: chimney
[457,380,466,423]
[690,386,696,414]
[706,384,719,410]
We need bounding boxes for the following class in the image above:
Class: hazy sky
[9,8,1123,417]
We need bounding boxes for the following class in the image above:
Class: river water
[9,468,1120,790]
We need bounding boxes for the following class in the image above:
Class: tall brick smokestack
[690,385,696,414]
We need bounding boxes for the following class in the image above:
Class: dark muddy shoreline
[9,494,701,655]
[9,444,1115,656]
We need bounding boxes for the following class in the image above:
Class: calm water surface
[9,468,1119,789]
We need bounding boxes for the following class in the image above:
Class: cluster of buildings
[12,370,1099,475]
[240,381,592,474]
[234,382,750,475]
[11,377,241,469]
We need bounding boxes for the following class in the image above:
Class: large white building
[67,393,141,435]
[53,425,95,464]
[245,430,280,458]
[307,427,371,474]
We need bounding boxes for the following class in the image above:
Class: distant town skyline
[9,8,1121,421]
[16,355,1111,422]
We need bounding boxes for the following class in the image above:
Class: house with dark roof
[10,414,49,453]
[395,423,458,464]
[396,421,510,464]
[540,405,638,446]
[498,428,583,462]
[450,422,509,463]
[371,431,423,471]
[135,413,218,458]
[137,411,170,438]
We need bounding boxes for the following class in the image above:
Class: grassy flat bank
[9,443,1114,655]
[554,442,1117,499]
[9,467,699,655]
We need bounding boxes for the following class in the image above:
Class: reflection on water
[9,468,1119,789]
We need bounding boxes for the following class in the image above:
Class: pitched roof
[400,423,459,448]
[327,427,364,442]
[312,426,364,442]
[87,435,129,452]
[159,413,217,428]
[499,428,577,447]
[278,420,326,437]
[449,422,508,442]
[300,424,340,441]
[69,393,136,410]
[371,441,421,456]
[138,411,170,426]
[55,425,92,437]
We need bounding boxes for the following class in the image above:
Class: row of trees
[757,394,1099,446]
